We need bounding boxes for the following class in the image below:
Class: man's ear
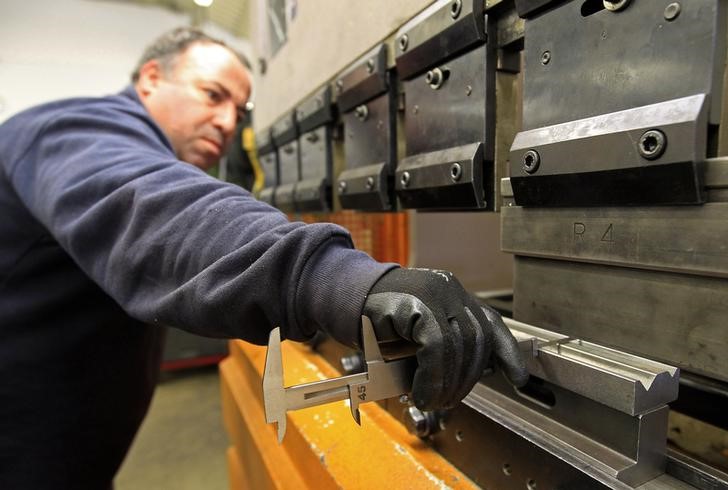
[135,60,164,98]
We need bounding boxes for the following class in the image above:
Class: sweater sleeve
[0,101,396,344]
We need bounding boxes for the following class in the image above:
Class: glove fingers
[361,292,415,345]
[437,315,464,407]
[447,306,487,404]
[481,305,529,388]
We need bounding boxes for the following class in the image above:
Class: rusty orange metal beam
[221,338,478,489]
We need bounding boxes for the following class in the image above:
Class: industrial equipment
[221,0,728,488]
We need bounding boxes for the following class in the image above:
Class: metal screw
[450,163,462,182]
[450,0,462,19]
[603,0,631,11]
[354,104,369,121]
[403,406,438,438]
[425,68,446,89]
[340,353,364,374]
[412,105,419,115]
[338,180,347,194]
[399,394,410,404]
[365,176,375,190]
[638,129,667,160]
[664,2,681,21]
[502,463,512,476]
[399,34,409,51]
[366,58,375,73]
[522,150,541,174]
[400,171,411,187]
[541,51,551,65]
[465,85,472,96]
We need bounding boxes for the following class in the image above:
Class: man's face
[136,42,252,170]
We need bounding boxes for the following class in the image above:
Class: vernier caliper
[263,316,414,443]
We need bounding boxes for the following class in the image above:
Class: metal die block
[337,162,391,211]
[512,256,728,383]
[521,0,726,130]
[469,380,671,488]
[338,45,397,211]
[336,44,388,114]
[256,127,279,203]
[341,92,397,211]
[396,142,490,210]
[259,187,275,206]
[258,151,279,189]
[277,139,300,186]
[296,125,333,212]
[271,112,297,149]
[273,183,296,214]
[256,127,275,154]
[468,318,679,488]
[510,94,710,207]
[396,5,495,210]
[293,179,329,213]
[394,0,487,81]
[295,86,334,135]
[272,113,300,213]
[423,401,612,489]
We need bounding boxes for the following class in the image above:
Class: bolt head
[338,180,347,194]
[450,0,462,19]
[603,0,631,12]
[404,406,431,438]
[365,176,375,190]
[638,129,667,160]
[522,150,541,174]
[399,34,409,51]
[664,2,681,21]
[400,171,411,187]
[450,162,462,182]
[541,51,551,65]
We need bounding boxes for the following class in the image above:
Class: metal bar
[284,372,368,411]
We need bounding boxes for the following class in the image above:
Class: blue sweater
[0,87,393,488]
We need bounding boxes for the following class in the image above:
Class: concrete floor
[115,365,229,490]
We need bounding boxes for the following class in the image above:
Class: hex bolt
[400,171,411,188]
[664,2,681,21]
[522,150,541,174]
[340,353,364,374]
[354,104,369,121]
[399,34,409,52]
[541,50,551,65]
[425,68,446,90]
[365,176,375,190]
[403,406,438,438]
[366,58,375,73]
[338,180,347,194]
[638,129,667,160]
[450,162,462,182]
[603,0,631,11]
[450,0,462,19]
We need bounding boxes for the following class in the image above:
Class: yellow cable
[242,126,265,194]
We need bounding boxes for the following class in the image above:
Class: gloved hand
[357,267,528,410]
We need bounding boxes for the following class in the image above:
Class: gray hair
[131,26,251,82]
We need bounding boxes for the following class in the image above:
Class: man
[0,28,527,488]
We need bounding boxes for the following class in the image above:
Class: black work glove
[358,268,528,410]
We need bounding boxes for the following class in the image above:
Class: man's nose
[213,101,238,137]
